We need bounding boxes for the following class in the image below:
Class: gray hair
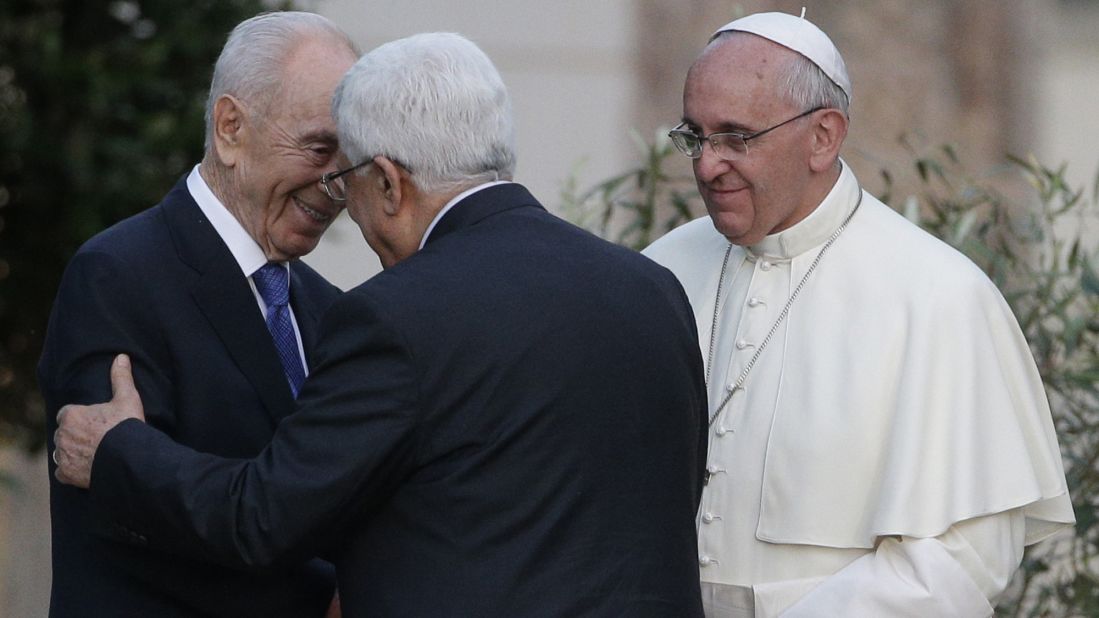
[712,31,849,116]
[331,32,517,194]
[779,49,849,115]
[204,11,357,150]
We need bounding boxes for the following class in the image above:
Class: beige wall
[1,449,50,617]
[1037,1,1099,193]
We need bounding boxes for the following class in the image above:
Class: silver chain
[705,190,863,427]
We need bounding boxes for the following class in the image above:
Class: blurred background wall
[3,0,1097,614]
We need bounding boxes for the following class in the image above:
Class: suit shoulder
[78,204,170,262]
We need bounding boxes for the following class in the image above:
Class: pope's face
[682,35,819,246]
[230,38,358,261]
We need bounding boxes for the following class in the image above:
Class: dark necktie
[252,263,306,397]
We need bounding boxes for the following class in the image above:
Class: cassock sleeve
[754,510,1028,617]
[88,291,421,569]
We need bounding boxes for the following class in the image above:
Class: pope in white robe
[643,11,1074,617]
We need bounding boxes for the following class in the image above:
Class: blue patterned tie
[253,263,306,397]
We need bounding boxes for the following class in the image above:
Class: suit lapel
[424,183,544,247]
[161,178,296,425]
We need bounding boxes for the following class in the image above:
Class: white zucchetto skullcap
[712,11,852,103]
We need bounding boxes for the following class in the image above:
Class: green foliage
[560,128,701,251]
[0,0,284,451]
[565,135,1099,615]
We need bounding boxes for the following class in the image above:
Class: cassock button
[748,297,763,307]
[715,426,730,436]
[735,339,750,350]
[699,555,717,567]
[701,512,716,524]
[760,260,772,271]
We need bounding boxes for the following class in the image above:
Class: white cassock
[643,161,1074,617]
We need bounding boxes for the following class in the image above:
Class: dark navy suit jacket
[39,176,340,617]
[89,183,708,617]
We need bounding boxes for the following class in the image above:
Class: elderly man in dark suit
[38,12,357,617]
[53,32,708,617]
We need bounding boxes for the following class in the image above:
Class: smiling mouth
[293,196,334,223]
[708,186,747,195]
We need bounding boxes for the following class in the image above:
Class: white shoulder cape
[645,173,1074,549]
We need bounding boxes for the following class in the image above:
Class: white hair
[779,49,849,115]
[331,32,517,194]
[712,31,849,115]
[204,11,357,150]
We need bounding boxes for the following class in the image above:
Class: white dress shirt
[186,166,309,371]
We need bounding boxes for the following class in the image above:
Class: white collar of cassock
[747,159,861,261]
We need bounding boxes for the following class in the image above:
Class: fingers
[110,354,146,421]
[52,418,93,489]
[110,354,137,401]
[51,354,144,489]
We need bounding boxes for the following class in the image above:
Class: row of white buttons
[700,263,778,570]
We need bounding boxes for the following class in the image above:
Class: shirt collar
[187,165,271,278]
[748,159,861,260]
[419,180,513,250]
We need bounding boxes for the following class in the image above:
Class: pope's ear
[807,108,848,173]
[210,94,248,167]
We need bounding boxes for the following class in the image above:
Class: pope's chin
[703,200,754,244]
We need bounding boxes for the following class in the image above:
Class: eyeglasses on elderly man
[668,106,824,161]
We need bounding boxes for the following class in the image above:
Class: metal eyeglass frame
[320,160,372,202]
[668,106,825,160]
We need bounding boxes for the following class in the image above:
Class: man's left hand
[54,354,146,488]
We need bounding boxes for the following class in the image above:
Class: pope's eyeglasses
[668,106,824,161]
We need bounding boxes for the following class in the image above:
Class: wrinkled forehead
[266,39,356,122]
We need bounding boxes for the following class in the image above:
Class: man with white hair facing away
[53,32,709,617]
[643,11,1074,617]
